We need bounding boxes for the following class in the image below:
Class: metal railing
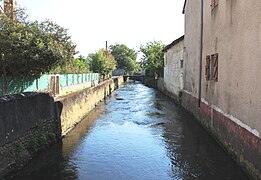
[0,73,99,96]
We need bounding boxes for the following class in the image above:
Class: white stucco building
[162,35,184,100]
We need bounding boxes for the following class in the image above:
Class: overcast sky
[18,0,184,56]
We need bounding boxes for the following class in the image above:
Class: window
[205,53,218,81]
[180,59,184,68]
[211,0,218,10]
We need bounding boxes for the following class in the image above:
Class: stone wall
[0,76,124,177]
[0,93,60,177]
[55,76,124,136]
[143,77,158,89]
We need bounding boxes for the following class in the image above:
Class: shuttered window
[213,53,218,81]
[205,53,218,82]
[205,55,210,81]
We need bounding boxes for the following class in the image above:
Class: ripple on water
[7,82,250,180]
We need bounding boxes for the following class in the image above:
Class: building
[0,0,4,14]
[162,35,184,101]
[182,0,261,179]
[0,0,16,19]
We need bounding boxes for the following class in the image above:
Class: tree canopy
[139,41,165,78]
[109,44,138,75]
[88,49,116,77]
[0,7,77,78]
[50,56,90,74]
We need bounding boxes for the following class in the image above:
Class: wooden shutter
[205,55,210,81]
[213,53,218,82]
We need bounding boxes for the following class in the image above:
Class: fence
[0,73,99,96]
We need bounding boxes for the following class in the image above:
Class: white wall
[164,40,184,97]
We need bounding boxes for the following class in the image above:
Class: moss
[47,133,57,143]
[29,138,41,153]
[39,134,48,145]
[146,112,167,118]
[27,133,58,154]
[15,143,26,153]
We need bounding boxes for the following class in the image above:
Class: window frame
[205,53,218,82]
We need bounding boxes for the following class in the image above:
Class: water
[7,82,249,180]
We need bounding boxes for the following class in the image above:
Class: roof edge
[163,35,184,52]
[182,0,187,14]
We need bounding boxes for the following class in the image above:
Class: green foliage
[109,44,138,75]
[88,49,116,77]
[0,7,76,79]
[50,56,90,74]
[15,143,26,153]
[28,133,57,153]
[139,41,165,77]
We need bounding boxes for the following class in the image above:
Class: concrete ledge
[55,76,124,136]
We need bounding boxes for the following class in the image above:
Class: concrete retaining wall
[144,76,260,179]
[143,77,181,103]
[0,93,60,177]
[0,76,124,177]
[181,91,261,180]
[55,76,124,136]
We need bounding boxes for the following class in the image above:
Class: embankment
[143,77,261,180]
[0,76,123,177]
[0,93,60,177]
[56,76,123,136]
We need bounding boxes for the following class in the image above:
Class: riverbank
[0,76,123,178]
[142,77,256,180]
[55,76,124,136]
[4,82,249,180]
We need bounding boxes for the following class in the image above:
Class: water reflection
[6,82,249,180]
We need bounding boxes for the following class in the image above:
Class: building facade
[0,0,4,13]
[162,36,184,100]
[0,0,16,18]
[182,0,261,179]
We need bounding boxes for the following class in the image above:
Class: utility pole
[105,41,108,51]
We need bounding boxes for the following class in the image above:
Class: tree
[109,44,138,75]
[139,41,165,78]
[88,49,116,78]
[0,7,76,79]
[50,57,90,74]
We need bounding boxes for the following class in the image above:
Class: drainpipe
[198,0,204,107]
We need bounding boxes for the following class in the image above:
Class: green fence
[59,73,99,89]
[0,73,99,96]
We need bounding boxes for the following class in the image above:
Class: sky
[18,0,184,56]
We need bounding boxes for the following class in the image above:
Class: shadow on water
[162,110,249,179]
[5,103,107,180]
[6,82,250,180]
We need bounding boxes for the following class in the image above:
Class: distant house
[182,0,261,179]
[0,1,4,14]
[162,35,184,100]
[0,0,16,19]
[112,69,125,76]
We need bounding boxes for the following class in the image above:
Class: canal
[7,82,249,180]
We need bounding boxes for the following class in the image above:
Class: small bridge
[123,75,145,82]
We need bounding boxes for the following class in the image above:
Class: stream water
[7,82,249,180]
